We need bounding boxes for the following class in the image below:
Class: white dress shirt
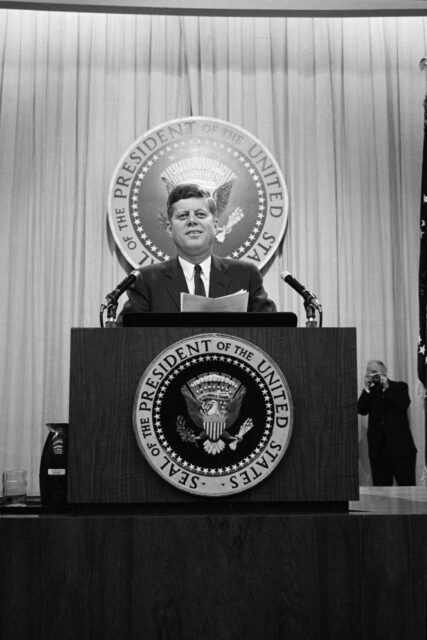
[178,255,211,296]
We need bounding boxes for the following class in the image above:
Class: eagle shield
[181,372,246,454]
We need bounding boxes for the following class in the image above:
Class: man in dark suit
[357,359,417,486]
[118,183,276,319]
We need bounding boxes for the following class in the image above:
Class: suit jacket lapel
[164,257,189,311]
[209,255,232,298]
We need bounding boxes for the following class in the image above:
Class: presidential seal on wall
[108,117,288,270]
[133,333,293,496]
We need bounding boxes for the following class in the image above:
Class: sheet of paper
[180,289,249,312]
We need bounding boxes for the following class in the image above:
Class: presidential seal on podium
[133,333,293,496]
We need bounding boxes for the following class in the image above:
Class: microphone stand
[100,269,141,328]
[304,301,317,327]
[304,299,323,328]
[105,301,118,328]
[99,298,118,328]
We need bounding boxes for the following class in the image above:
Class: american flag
[418,95,427,391]
[419,93,427,477]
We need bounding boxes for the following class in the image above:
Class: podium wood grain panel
[68,327,358,503]
[0,512,426,640]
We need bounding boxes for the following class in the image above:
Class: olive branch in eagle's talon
[176,415,200,446]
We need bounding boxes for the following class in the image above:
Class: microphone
[281,271,322,309]
[105,269,141,305]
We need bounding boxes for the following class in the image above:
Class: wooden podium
[13,321,427,640]
[6,322,427,640]
[68,316,359,505]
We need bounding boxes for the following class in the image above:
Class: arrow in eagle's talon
[229,418,254,450]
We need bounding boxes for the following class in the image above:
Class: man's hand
[380,373,389,390]
[364,372,388,392]
[364,373,372,392]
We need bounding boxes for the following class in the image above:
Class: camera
[369,373,381,388]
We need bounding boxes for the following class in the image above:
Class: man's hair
[367,359,387,374]
[166,183,217,219]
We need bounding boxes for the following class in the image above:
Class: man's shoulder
[212,255,258,274]
[137,255,260,280]
[138,258,176,278]
[389,380,408,389]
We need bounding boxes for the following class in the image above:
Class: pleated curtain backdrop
[0,9,426,491]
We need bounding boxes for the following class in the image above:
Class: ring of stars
[151,353,275,477]
[129,137,267,261]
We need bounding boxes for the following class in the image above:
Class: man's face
[366,361,386,386]
[366,362,385,377]
[167,196,217,263]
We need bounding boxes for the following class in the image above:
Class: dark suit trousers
[370,449,416,486]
